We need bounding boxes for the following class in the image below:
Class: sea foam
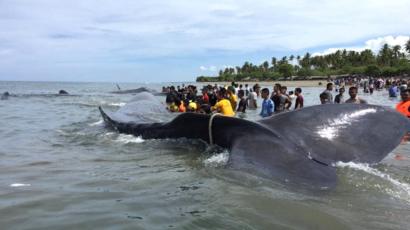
[204,151,230,167]
[10,183,31,187]
[115,134,145,144]
[336,161,410,202]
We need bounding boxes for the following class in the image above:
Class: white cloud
[365,36,409,52]
[0,0,409,81]
[199,65,217,72]
[313,35,410,56]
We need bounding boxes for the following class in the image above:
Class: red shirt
[202,93,209,103]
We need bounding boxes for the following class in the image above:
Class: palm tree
[271,57,277,68]
[242,62,250,73]
[235,66,241,75]
[392,45,402,65]
[377,44,393,66]
[262,61,269,72]
[392,45,401,58]
[360,49,375,66]
[406,38,410,53]
[300,52,311,68]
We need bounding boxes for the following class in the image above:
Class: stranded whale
[110,87,156,95]
[1,91,10,100]
[99,92,410,189]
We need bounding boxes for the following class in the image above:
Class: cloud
[313,35,410,56]
[0,0,409,81]
[199,65,217,72]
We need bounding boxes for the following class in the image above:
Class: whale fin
[258,104,410,165]
[230,138,338,189]
[99,106,121,130]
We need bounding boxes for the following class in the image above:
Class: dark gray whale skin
[58,90,69,95]
[99,95,410,189]
[110,87,155,94]
[1,91,10,100]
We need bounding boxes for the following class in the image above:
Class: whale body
[99,93,410,189]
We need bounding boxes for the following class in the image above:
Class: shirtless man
[345,86,367,104]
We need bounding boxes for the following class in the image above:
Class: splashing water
[109,102,126,107]
[336,161,410,202]
[114,134,145,144]
[10,183,31,187]
[203,150,230,167]
[89,120,104,127]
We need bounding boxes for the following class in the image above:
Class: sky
[0,0,409,83]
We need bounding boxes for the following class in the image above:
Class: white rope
[208,113,221,145]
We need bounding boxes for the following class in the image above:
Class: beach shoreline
[197,80,328,87]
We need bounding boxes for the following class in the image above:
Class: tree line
[197,39,410,82]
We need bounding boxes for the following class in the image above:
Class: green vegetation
[197,39,410,82]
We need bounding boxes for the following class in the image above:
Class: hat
[188,101,197,110]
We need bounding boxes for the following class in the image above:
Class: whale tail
[258,103,410,165]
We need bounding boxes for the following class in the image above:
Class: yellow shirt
[229,94,238,110]
[212,99,235,117]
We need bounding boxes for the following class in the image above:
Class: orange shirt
[396,101,410,118]
[179,103,186,112]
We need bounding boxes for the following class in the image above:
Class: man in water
[396,88,410,118]
[389,83,399,97]
[247,88,258,110]
[211,88,235,117]
[227,86,238,111]
[271,84,281,110]
[236,90,247,113]
[166,86,180,105]
[345,86,367,104]
[320,92,330,104]
[260,88,274,117]
[294,88,304,109]
[334,87,345,104]
[320,83,333,104]
[278,86,292,112]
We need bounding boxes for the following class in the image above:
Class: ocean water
[0,81,409,230]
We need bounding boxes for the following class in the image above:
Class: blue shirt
[260,98,274,117]
[389,86,398,97]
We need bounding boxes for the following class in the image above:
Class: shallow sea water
[0,81,409,229]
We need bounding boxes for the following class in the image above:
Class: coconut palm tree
[405,39,410,53]
[271,57,277,68]
[262,61,269,72]
[377,44,393,66]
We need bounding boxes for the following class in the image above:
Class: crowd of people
[162,76,410,119]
